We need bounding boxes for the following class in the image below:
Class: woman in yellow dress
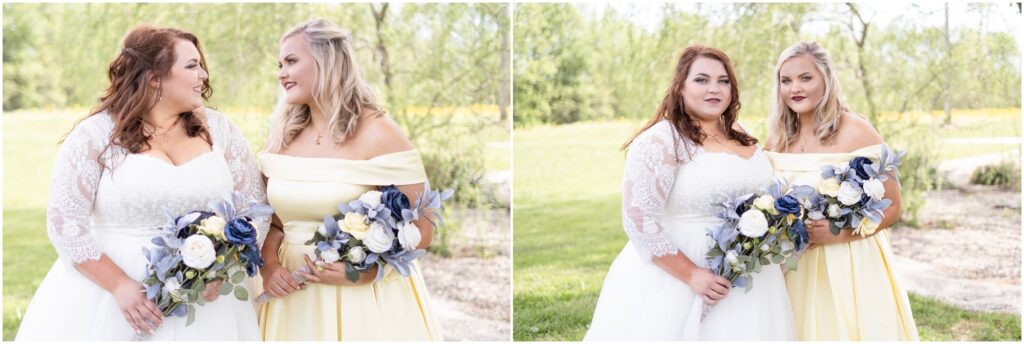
[256,19,442,341]
[764,42,918,341]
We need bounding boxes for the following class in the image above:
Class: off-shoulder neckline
[764,143,883,156]
[259,149,419,162]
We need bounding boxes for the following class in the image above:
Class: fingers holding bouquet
[297,254,378,286]
[202,278,225,302]
[113,279,163,336]
[687,268,732,305]
[261,262,303,298]
[805,219,853,245]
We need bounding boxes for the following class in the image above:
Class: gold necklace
[798,134,814,152]
[145,117,181,143]
[707,131,724,145]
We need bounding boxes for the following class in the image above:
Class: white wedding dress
[15,109,268,341]
[584,120,796,341]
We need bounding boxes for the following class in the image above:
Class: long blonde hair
[265,19,383,153]
[767,41,847,151]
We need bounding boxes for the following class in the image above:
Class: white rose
[827,204,843,218]
[738,209,769,238]
[340,214,370,240]
[181,234,217,269]
[863,178,886,201]
[320,249,341,263]
[348,246,366,263]
[818,178,841,197]
[753,195,778,214]
[164,277,181,294]
[837,181,863,206]
[364,222,394,253]
[198,216,227,240]
[397,222,422,250]
[725,250,739,266]
[358,190,383,208]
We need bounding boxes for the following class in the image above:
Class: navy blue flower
[240,243,263,276]
[774,195,802,215]
[790,220,809,251]
[176,211,214,239]
[736,194,757,215]
[225,217,258,246]
[858,193,871,208]
[849,157,873,180]
[381,185,410,219]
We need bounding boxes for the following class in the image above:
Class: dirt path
[888,187,1020,314]
[419,208,511,341]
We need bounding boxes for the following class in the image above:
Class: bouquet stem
[700,302,712,322]
[253,266,310,305]
[131,319,158,341]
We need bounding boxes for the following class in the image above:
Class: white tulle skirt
[584,217,796,341]
[15,228,260,341]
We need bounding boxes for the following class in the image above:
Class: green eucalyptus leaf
[219,282,233,295]
[186,305,196,326]
[345,263,360,283]
[234,287,249,301]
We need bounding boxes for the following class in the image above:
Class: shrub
[971,159,1021,191]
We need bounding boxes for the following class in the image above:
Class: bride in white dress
[585,45,795,341]
[15,26,267,340]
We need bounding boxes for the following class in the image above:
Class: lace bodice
[621,120,774,260]
[46,109,269,266]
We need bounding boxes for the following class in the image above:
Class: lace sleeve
[46,117,108,266]
[211,111,270,246]
[621,122,683,261]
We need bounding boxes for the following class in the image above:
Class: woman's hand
[684,268,732,305]
[806,219,855,245]
[296,254,377,286]
[202,278,224,302]
[111,278,162,336]
[260,262,304,298]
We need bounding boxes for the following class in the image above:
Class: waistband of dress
[282,221,321,245]
[660,214,720,225]
[92,224,165,237]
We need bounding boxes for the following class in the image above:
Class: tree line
[514,3,1021,127]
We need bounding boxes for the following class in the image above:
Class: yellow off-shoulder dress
[256,150,443,341]
[767,144,918,341]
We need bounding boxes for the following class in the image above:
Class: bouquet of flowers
[253,181,453,304]
[807,144,904,237]
[140,192,274,327]
[702,178,807,319]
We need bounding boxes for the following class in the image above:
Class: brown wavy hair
[63,25,212,164]
[623,45,756,155]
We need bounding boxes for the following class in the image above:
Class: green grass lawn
[512,119,1021,341]
[1,108,506,340]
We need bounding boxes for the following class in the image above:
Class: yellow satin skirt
[257,237,443,341]
[784,230,918,340]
